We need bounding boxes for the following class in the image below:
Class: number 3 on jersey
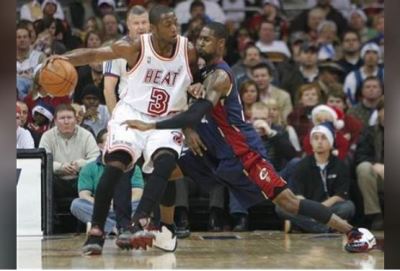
[148,87,170,115]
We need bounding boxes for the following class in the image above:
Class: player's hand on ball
[44,54,69,66]
[122,120,155,131]
[187,83,206,99]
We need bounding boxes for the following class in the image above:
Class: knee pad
[160,181,176,207]
[104,150,132,167]
[152,150,178,179]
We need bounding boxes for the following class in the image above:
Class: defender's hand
[183,128,207,156]
[187,83,205,99]
[121,120,155,131]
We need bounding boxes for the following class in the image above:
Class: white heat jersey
[121,33,192,117]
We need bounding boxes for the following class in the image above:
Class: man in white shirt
[174,0,226,26]
[255,20,291,59]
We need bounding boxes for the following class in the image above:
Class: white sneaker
[345,228,376,253]
[152,225,177,252]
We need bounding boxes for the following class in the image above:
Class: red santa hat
[311,105,345,130]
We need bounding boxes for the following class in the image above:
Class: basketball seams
[40,59,78,96]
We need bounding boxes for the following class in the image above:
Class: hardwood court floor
[18,231,384,269]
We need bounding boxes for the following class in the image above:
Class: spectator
[303,104,350,161]
[231,44,277,89]
[97,0,116,17]
[316,20,338,61]
[255,20,291,61]
[41,0,65,20]
[304,7,327,42]
[251,63,292,120]
[16,105,34,149]
[71,103,96,137]
[290,0,348,37]
[84,31,103,49]
[27,101,54,147]
[80,84,110,137]
[354,97,384,230]
[74,61,105,104]
[265,98,302,153]
[347,8,378,43]
[288,31,309,64]
[17,25,45,100]
[326,85,363,156]
[238,80,260,121]
[174,0,226,26]
[297,42,320,84]
[287,83,322,147]
[246,0,289,41]
[276,122,355,233]
[16,101,29,128]
[343,42,384,106]
[336,30,363,76]
[181,0,212,35]
[317,61,345,102]
[70,129,144,235]
[347,76,383,127]
[17,20,37,45]
[101,13,122,44]
[39,104,99,206]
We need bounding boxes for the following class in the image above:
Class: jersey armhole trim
[127,35,145,74]
[184,38,193,82]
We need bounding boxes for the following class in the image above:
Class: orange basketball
[38,59,78,97]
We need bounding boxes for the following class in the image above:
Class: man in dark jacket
[354,97,384,230]
[276,122,355,233]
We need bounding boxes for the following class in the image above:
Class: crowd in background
[16,0,384,235]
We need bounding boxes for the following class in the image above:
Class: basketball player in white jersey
[48,5,198,255]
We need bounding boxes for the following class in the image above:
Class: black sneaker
[175,207,191,239]
[82,226,105,255]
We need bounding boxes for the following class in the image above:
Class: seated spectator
[347,76,383,127]
[40,0,65,20]
[336,30,363,76]
[39,104,99,215]
[347,8,378,43]
[70,129,144,235]
[251,63,292,120]
[245,0,289,41]
[265,98,302,153]
[181,0,212,35]
[302,7,327,42]
[255,20,291,61]
[287,83,322,147]
[71,103,96,136]
[303,104,350,161]
[16,101,29,128]
[289,0,347,38]
[317,61,345,102]
[17,20,37,45]
[343,42,384,106]
[17,25,45,100]
[316,20,339,61]
[297,42,320,84]
[27,101,54,147]
[326,85,363,157]
[16,105,34,149]
[231,44,277,89]
[174,0,226,27]
[101,13,123,44]
[276,122,355,233]
[74,61,105,104]
[80,84,110,137]
[84,31,103,49]
[238,80,260,121]
[354,97,384,230]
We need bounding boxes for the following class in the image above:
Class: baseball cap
[300,42,319,53]
[360,42,380,58]
[289,31,308,45]
[97,0,116,8]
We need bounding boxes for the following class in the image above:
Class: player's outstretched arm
[122,69,231,131]
[45,38,141,67]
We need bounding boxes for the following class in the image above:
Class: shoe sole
[130,235,154,250]
[153,238,177,252]
[82,244,103,256]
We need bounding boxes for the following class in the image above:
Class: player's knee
[152,149,178,178]
[160,181,176,207]
[104,151,132,171]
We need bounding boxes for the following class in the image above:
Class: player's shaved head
[205,22,228,41]
[149,5,174,25]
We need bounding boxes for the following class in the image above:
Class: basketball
[38,59,78,97]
